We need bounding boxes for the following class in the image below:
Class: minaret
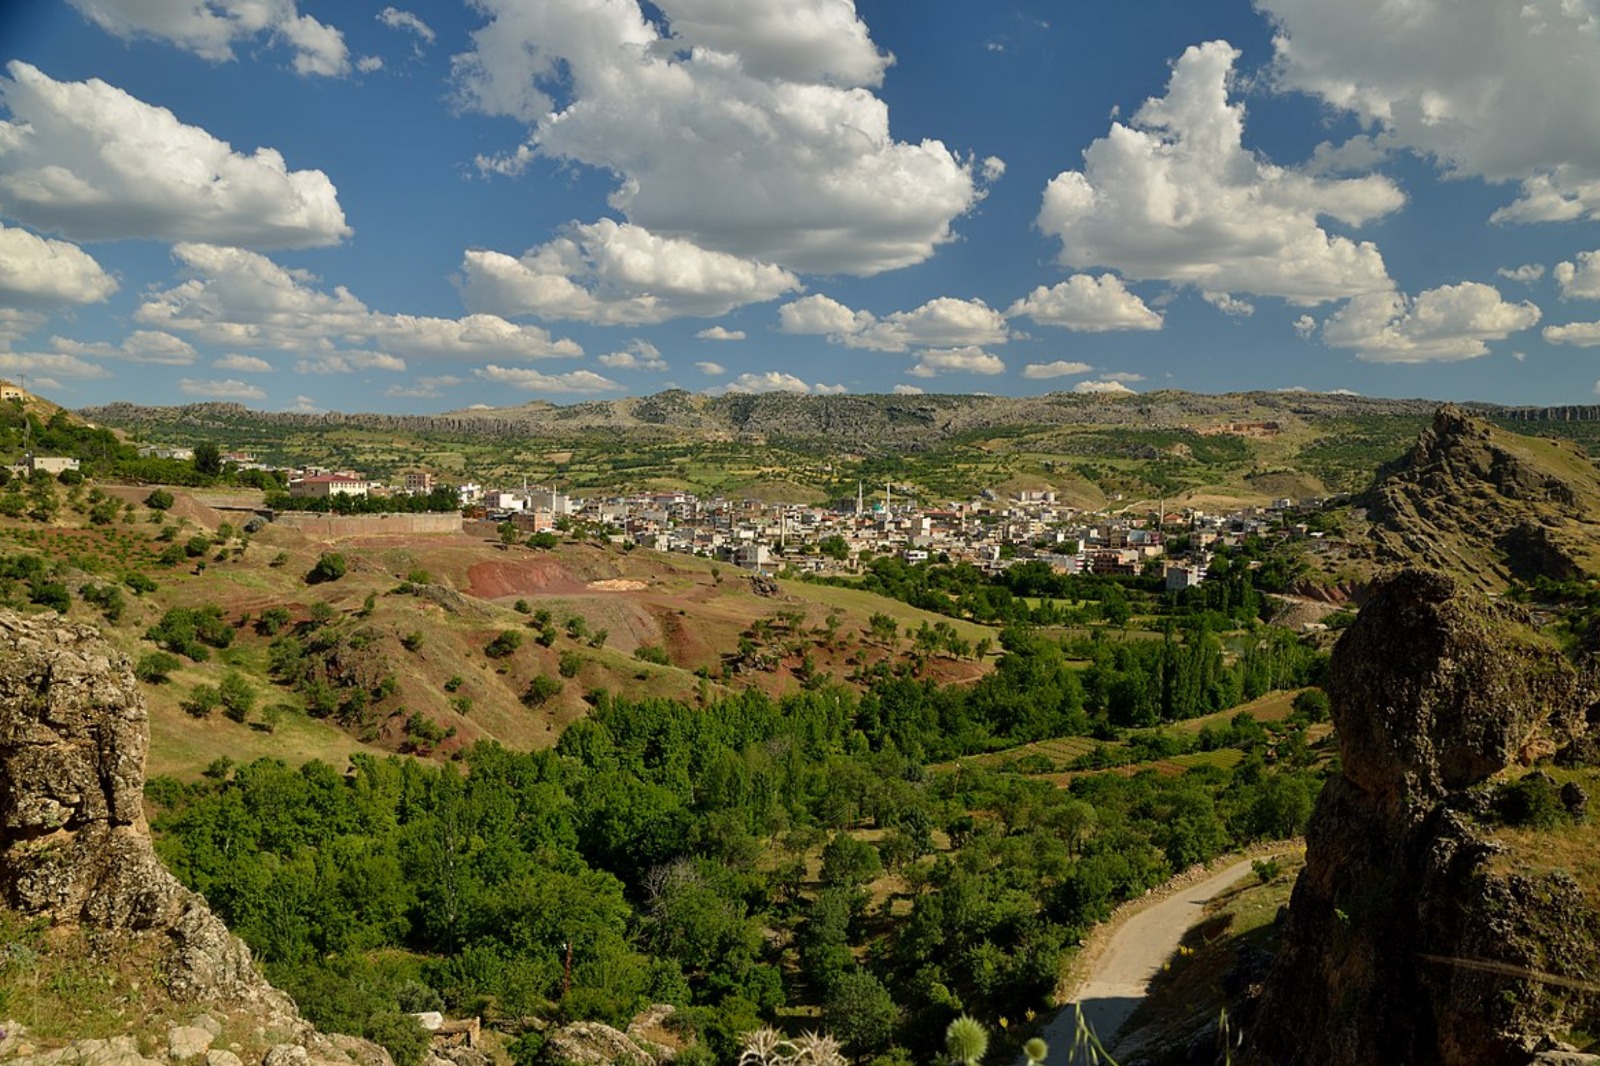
[857,481,864,517]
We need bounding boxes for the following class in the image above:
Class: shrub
[443,674,464,693]
[523,675,564,707]
[80,582,125,622]
[558,650,583,678]
[183,684,221,718]
[218,670,256,724]
[1499,773,1566,829]
[134,651,181,684]
[634,644,670,666]
[123,571,158,594]
[256,606,292,635]
[146,605,233,661]
[1292,688,1332,723]
[513,599,531,614]
[588,628,609,649]
[307,552,349,583]
[484,630,523,659]
[30,581,71,614]
[400,630,425,652]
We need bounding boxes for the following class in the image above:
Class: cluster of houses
[456,478,1328,584]
[123,429,1331,587]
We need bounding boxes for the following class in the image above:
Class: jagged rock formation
[1249,571,1600,1066]
[0,611,396,1066]
[81,389,1448,454]
[1363,406,1600,591]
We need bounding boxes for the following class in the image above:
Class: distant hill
[83,388,1452,451]
[1361,405,1600,590]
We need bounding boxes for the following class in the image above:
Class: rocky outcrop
[0,610,388,1066]
[1363,406,1600,590]
[1249,571,1600,1066]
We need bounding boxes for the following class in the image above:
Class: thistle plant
[945,1015,989,1065]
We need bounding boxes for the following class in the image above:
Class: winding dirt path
[1040,858,1259,1063]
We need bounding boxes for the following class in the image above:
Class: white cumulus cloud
[778,294,1008,351]
[462,220,801,325]
[597,340,669,371]
[1007,275,1162,332]
[378,7,435,44]
[0,62,350,248]
[1546,321,1600,348]
[908,347,1005,378]
[1498,264,1546,285]
[1037,41,1400,305]
[67,0,349,75]
[51,330,197,365]
[1260,0,1600,223]
[179,377,266,400]
[694,361,726,375]
[0,223,118,306]
[296,352,407,375]
[1555,251,1600,301]
[1322,282,1542,362]
[891,384,924,395]
[1021,360,1094,380]
[695,326,746,342]
[385,375,462,399]
[1203,292,1255,317]
[474,366,624,394]
[137,244,582,362]
[1073,379,1136,394]
[0,351,111,379]
[455,0,981,276]
[0,310,46,350]
[214,354,274,373]
[722,371,812,394]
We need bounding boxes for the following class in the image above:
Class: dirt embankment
[464,557,588,598]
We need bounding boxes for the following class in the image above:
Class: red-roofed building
[289,474,371,498]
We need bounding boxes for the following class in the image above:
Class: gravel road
[1038,858,1259,1064]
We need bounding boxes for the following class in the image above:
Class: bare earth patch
[589,578,648,591]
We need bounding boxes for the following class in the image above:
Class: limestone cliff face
[1249,571,1600,1066]
[0,610,387,1066]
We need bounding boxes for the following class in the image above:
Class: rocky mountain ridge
[1361,405,1600,591]
[81,389,1450,452]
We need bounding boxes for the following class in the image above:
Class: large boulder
[0,610,389,1066]
[1249,571,1600,1066]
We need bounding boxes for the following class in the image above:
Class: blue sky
[4,0,1600,412]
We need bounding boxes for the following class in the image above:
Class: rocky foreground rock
[0,611,405,1066]
[1248,571,1600,1066]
